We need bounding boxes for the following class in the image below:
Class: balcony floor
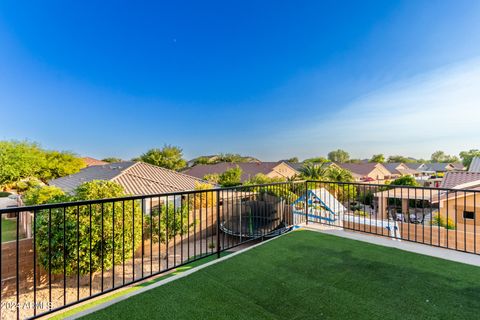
[79,230,480,320]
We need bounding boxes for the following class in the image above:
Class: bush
[218,166,242,187]
[32,181,143,275]
[354,210,369,217]
[431,214,455,230]
[146,203,193,244]
[0,191,11,197]
[192,182,216,208]
[23,185,68,205]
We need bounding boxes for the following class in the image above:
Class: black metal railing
[1,180,479,319]
[0,181,304,319]
[305,181,480,255]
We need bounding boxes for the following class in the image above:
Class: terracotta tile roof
[183,161,293,182]
[82,157,108,167]
[50,161,206,195]
[440,171,480,189]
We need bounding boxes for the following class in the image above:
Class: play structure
[292,188,347,225]
[219,192,293,238]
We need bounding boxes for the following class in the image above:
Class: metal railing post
[305,181,309,225]
[216,189,221,259]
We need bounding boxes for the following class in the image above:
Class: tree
[0,141,45,187]
[203,173,220,184]
[244,173,285,185]
[29,180,192,276]
[387,155,415,163]
[327,149,350,163]
[459,149,480,168]
[39,151,85,181]
[390,176,418,186]
[140,145,187,171]
[24,185,68,205]
[303,157,328,164]
[0,140,85,188]
[324,166,354,183]
[430,151,459,163]
[285,157,299,163]
[218,166,242,187]
[370,154,385,163]
[102,157,122,163]
[299,163,330,180]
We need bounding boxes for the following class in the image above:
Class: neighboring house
[334,163,392,182]
[183,161,299,182]
[468,157,480,173]
[82,157,108,167]
[50,161,206,195]
[423,162,465,174]
[432,171,480,228]
[382,163,421,177]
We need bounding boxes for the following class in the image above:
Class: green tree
[387,155,415,163]
[24,185,68,205]
[285,157,299,163]
[327,149,350,163]
[390,176,418,186]
[300,163,330,180]
[140,145,187,171]
[430,150,459,163]
[244,173,285,185]
[218,166,242,187]
[203,173,220,184]
[0,141,45,187]
[459,149,480,167]
[303,157,328,164]
[370,154,385,163]
[102,157,122,163]
[39,151,85,181]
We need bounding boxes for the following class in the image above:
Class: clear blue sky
[1,1,480,161]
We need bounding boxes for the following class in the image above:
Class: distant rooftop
[50,161,206,195]
[82,157,108,167]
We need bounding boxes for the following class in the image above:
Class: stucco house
[335,162,392,182]
[382,163,421,178]
[183,161,299,182]
[432,171,480,228]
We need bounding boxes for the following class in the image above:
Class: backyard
[80,230,480,320]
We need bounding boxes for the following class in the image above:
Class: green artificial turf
[1,218,17,242]
[82,230,480,320]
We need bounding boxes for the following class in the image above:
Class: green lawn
[1,218,17,242]
[82,230,480,320]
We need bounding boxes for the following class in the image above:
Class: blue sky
[1,1,480,161]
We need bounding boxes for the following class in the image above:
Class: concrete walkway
[304,224,480,267]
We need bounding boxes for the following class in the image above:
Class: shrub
[218,166,242,187]
[146,202,193,244]
[0,191,11,197]
[192,182,216,208]
[431,214,455,230]
[32,181,143,275]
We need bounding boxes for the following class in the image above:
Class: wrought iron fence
[305,181,480,255]
[0,181,303,319]
[1,180,479,319]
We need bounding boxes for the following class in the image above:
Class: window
[463,211,475,220]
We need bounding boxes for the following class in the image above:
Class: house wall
[269,162,298,180]
[366,166,390,181]
[438,192,480,226]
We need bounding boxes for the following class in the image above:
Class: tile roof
[50,161,206,195]
[335,162,385,177]
[183,161,294,182]
[468,157,480,173]
[440,171,480,189]
[82,157,108,167]
[383,163,420,176]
